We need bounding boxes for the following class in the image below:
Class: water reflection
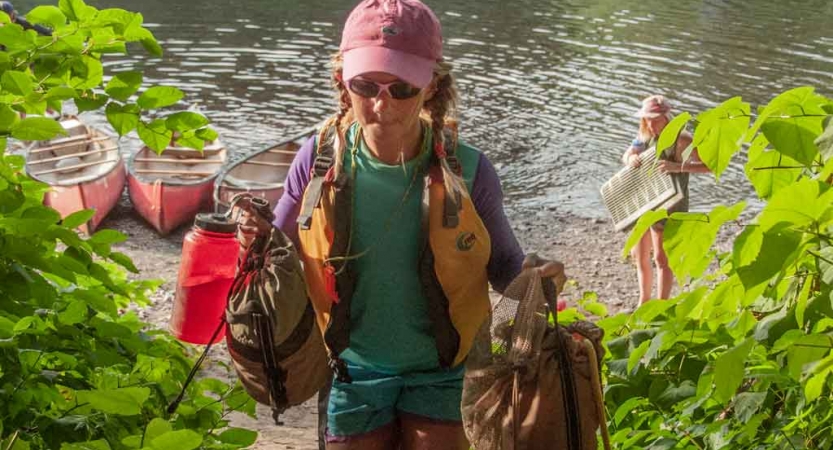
[14,0,833,218]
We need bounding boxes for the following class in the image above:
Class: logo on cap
[381,25,399,36]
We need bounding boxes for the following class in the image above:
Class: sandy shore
[104,193,693,449]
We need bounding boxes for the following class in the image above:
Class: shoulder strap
[297,125,337,230]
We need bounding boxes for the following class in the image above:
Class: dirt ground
[103,192,723,449]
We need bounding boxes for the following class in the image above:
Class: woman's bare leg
[632,231,653,304]
[399,414,468,450]
[650,227,674,299]
[326,422,398,450]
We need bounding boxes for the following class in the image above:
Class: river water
[17,0,833,218]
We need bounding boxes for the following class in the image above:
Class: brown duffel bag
[462,269,611,450]
[225,199,330,424]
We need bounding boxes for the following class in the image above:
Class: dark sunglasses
[347,78,423,100]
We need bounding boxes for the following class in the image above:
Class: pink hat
[635,95,672,118]
[340,0,443,89]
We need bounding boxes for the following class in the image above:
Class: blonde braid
[328,52,354,178]
[423,61,468,198]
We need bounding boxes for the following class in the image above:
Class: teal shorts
[326,364,465,440]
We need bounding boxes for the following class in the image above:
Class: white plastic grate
[600,149,684,231]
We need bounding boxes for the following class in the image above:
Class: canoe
[127,140,227,235]
[213,128,314,214]
[25,118,125,235]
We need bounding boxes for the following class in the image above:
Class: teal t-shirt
[339,123,480,374]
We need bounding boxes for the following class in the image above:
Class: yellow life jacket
[296,124,491,380]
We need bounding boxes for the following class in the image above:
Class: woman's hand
[521,253,568,297]
[232,199,273,249]
[626,153,642,168]
[658,160,682,174]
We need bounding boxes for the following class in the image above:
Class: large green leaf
[165,111,209,132]
[26,6,67,29]
[737,227,802,291]
[663,203,745,282]
[0,23,37,53]
[149,430,202,450]
[656,112,691,158]
[144,418,172,442]
[59,0,97,22]
[105,71,143,102]
[744,134,802,200]
[218,428,258,447]
[11,117,67,141]
[712,338,754,404]
[787,334,832,380]
[62,209,95,229]
[75,387,150,416]
[0,105,20,132]
[137,119,173,153]
[692,97,750,180]
[137,86,183,109]
[622,209,668,258]
[70,56,104,90]
[759,87,827,167]
[1,70,34,96]
[105,103,139,136]
[757,179,833,231]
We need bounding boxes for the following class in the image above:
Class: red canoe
[127,141,227,235]
[25,118,125,235]
[213,128,314,214]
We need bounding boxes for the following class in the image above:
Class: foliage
[0,1,258,448]
[0,0,215,152]
[605,87,833,449]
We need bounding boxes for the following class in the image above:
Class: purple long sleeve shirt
[272,136,524,293]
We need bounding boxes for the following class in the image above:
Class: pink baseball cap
[635,95,672,118]
[340,0,443,89]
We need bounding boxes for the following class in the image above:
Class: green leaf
[744,134,802,200]
[137,86,183,109]
[218,428,258,447]
[46,86,77,101]
[89,229,127,245]
[105,71,143,102]
[196,127,219,142]
[70,56,104,90]
[0,105,20,132]
[74,93,109,113]
[805,370,829,402]
[2,70,34,96]
[60,441,110,450]
[655,112,691,159]
[664,203,745,282]
[110,252,138,273]
[787,334,832,380]
[137,119,173,153]
[817,117,833,163]
[59,300,88,325]
[758,87,828,167]
[795,274,814,328]
[144,418,172,442]
[105,103,139,136]
[141,38,163,58]
[692,96,750,179]
[62,209,95,230]
[622,209,668,258]
[757,179,833,231]
[149,430,202,450]
[712,338,754,404]
[627,340,651,374]
[59,0,97,22]
[733,225,763,269]
[76,387,149,416]
[11,117,67,141]
[0,23,37,53]
[26,6,67,29]
[820,247,833,286]
[737,227,802,291]
[165,111,209,132]
[733,392,767,423]
[175,132,204,151]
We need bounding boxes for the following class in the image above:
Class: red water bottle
[170,213,239,344]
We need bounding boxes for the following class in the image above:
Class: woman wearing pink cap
[621,95,710,304]
[254,0,567,448]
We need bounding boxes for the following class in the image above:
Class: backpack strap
[297,126,337,230]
